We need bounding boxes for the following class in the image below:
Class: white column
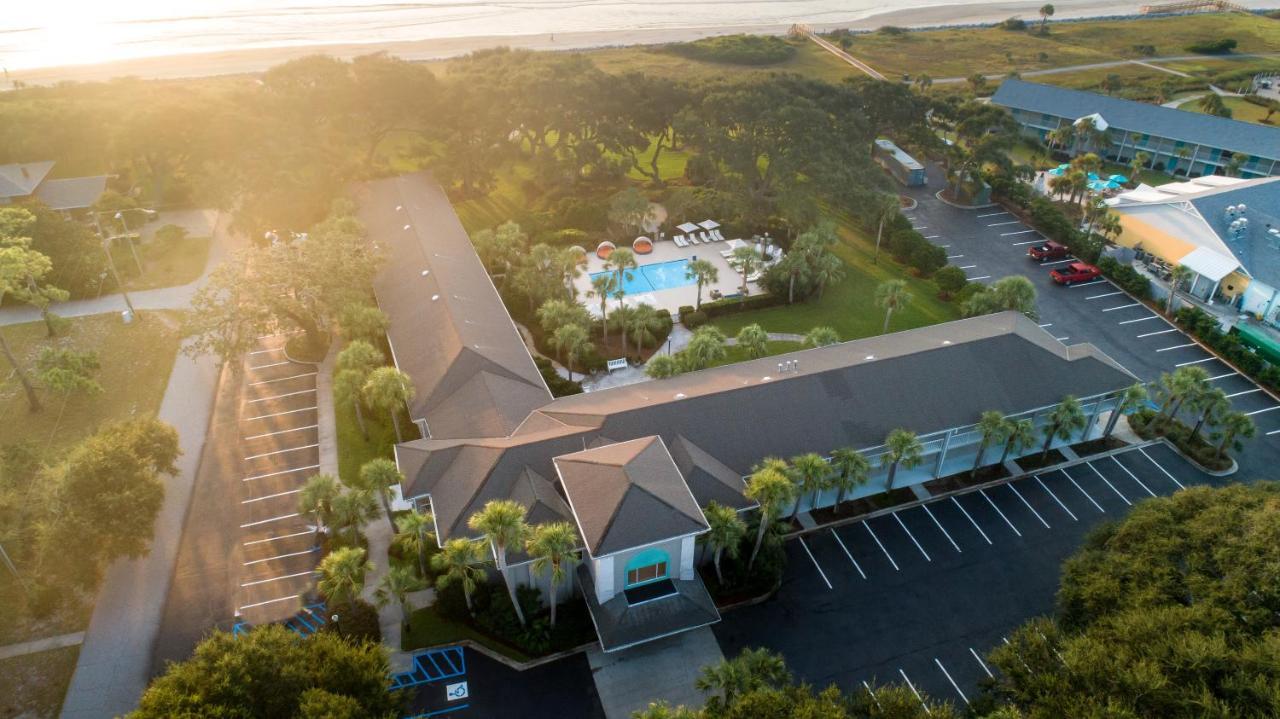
[594,556,615,603]
[679,536,696,580]
[933,428,955,477]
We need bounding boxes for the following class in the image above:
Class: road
[931,52,1280,84]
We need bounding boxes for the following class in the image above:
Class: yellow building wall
[1219,270,1251,301]
[1114,213,1253,300]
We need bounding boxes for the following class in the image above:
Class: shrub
[1096,256,1151,299]
[318,599,381,644]
[677,305,695,319]
[909,243,946,276]
[1128,408,1230,470]
[153,224,189,244]
[534,356,582,396]
[684,153,719,185]
[700,293,788,318]
[1185,38,1237,54]
[1132,44,1156,57]
[934,266,968,297]
[667,35,797,66]
[999,17,1027,31]
[878,25,907,36]
[1174,306,1279,392]
[682,309,709,329]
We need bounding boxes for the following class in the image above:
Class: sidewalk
[59,344,222,719]
[0,632,84,661]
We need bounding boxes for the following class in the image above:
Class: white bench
[606,357,629,372]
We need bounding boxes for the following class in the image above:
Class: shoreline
[6,1,1273,86]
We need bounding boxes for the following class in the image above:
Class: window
[627,561,668,586]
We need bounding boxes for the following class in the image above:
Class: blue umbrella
[1108,174,1129,184]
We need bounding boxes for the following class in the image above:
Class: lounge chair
[688,234,701,245]
[711,229,725,241]
[673,235,687,247]
[719,249,733,259]
[700,231,713,243]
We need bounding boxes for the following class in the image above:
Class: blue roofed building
[991,79,1280,179]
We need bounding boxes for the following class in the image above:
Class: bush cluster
[882,215,946,275]
[436,582,592,656]
[704,520,787,602]
[534,356,582,396]
[1128,407,1230,470]
[1185,38,1237,54]
[667,35,797,66]
[1174,306,1280,391]
[1096,256,1151,299]
[987,174,1102,263]
[699,293,788,318]
[999,17,1027,31]
[317,599,382,644]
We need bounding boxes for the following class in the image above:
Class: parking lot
[898,166,1279,480]
[234,331,323,625]
[714,443,1218,709]
[403,646,604,719]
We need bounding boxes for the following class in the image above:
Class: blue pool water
[591,259,695,295]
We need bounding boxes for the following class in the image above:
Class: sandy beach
[1,0,1259,86]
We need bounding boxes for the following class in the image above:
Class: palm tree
[1129,151,1151,181]
[803,326,839,348]
[1167,264,1193,314]
[363,366,415,442]
[998,418,1036,465]
[623,303,664,353]
[590,273,617,344]
[1096,212,1123,242]
[913,73,933,93]
[468,499,530,627]
[357,458,402,532]
[374,564,422,632]
[684,326,727,370]
[550,323,591,380]
[1213,411,1256,459]
[335,341,384,440]
[686,259,719,311]
[696,648,790,710]
[881,429,924,490]
[701,502,746,585]
[828,448,870,506]
[645,354,680,379]
[299,473,341,539]
[744,461,795,569]
[632,703,698,719]
[972,411,1010,477]
[1225,152,1249,178]
[1038,3,1054,33]
[729,246,762,299]
[875,280,910,335]
[525,521,580,628]
[330,489,378,546]
[394,509,435,580]
[318,546,372,607]
[735,324,769,359]
[1047,125,1074,153]
[1157,366,1209,428]
[607,248,638,313]
[871,194,899,265]
[1102,383,1148,438]
[1040,396,1086,459]
[536,299,588,355]
[811,251,845,300]
[1188,386,1229,442]
[1197,93,1229,118]
[787,453,830,517]
[432,538,486,613]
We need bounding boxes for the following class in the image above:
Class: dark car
[1050,262,1102,285]
[1028,240,1070,262]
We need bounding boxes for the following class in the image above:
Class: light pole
[92,212,138,320]
[114,211,145,275]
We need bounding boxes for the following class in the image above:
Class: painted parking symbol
[446,681,469,701]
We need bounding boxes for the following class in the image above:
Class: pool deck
[575,237,764,317]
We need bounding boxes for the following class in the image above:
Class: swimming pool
[590,259,695,295]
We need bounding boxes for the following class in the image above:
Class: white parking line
[1226,388,1262,398]
[978,211,1010,217]
[988,220,1022,227]
[1035,476,1077,521]
[1002,229,1038,236]
[244,443,319,461]
[921,505,961,553]
[1245,405,1279,416]
[1267,428,1280,436]
[947,254,964,259]
[861,681,880,708]
[1060,469,1104,512]
[1041,259,1074,267]
[1136,328,1178,338]
[968,275,992,281]
[1008,484,1050,529]
[240,569,316,588]
[248,360,292,370]
[951,497,992,544]
[1069,279,1108,288]
[239,593,301,612]
[242,487,305,505]
[243,464,320,482]
[1087,462,1132,506]
[863,523,900,571]
[248,346,286,356]
[1102,303,1142,313]
[797,536,832,590]
[1208,372,1238,381]
[1118,315,1160,324]
[1156,343,1196,353]
[898,669,932,715]
[830,529,867,579]
[239,512,301,529]
[1055,336,1070,342]
[926,235,942,239]
[912,226,928,230]
[243,547,318,566]
[1110,456,1157,498]
[242,406,317,422]
[970,647,994,678]
[957,264,977,270]
[1010,239,1040,246]
[1038,323,1052,328]
[979,489,1022,537]
[935,658,970,706]
[244,424,318,441]
[245,388,317,404]
[893,513,932,561]
[249,372,317,386]
[1176,357,1217,367]
[1136,448,1185,490]
[1086,291,1123,300]
[243,529,313,546]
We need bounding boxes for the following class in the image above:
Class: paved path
[587,627,722,719]
[800,27,887,80]
[0,631,84,661]
[932,52,1280,84]
[60,343,222,718]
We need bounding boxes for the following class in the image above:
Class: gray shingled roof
[1188,177,1280,289]
[992,79,1280,161]
[357,173,551,440]
[403,312,1137,545]
[0,161,54,199]
[555,436,708,557]
[34,176,107,210]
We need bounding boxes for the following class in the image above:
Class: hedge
[1185,38,1237,54]
[1128,408,1231,471]
[1096,256,1151,300]
[1174,306,1280,392]
[534,356,583,396]
[700,293,789,318]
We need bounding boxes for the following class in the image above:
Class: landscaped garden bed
[405,583,595,661]
[1128,407,1233,472]
[808,486,919,524]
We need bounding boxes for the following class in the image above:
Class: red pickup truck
[1050,262,1102,285]
[1028,241,1070,262]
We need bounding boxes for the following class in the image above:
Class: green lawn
[452,161,539,234]
[0,310,184,452]
[402,604,533,662]
[1179,95,1276,126]
[332,342,417,485]
[0,645,79,719]
[585,39,859,84]
[110,236,211,292]
[709,340,804,368]
[841,14,1280,79]
[711,221,961,341]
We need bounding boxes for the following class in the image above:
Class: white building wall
[593,556,615,603]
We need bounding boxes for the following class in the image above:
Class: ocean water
[0,0,948,71]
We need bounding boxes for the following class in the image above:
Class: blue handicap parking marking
[397,645,472,718]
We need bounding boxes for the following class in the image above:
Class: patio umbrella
[1087,172,1100,182]
[1108,174,1129,184]
[698,219,720,230]
[676,222,700,233]
[1047,163,1070,176]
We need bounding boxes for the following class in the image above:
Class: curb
[900,196,919,211]
[414,638,597,672]
[933,190,996,210]
[1153,437,1238,478]
[281,335,327,366]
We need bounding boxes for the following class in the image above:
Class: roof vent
[674,392,686,399]
[420,270,430,277]
[431,294,440,301]
[396,205,403,211]
[864,355,875,361]
[761,376,772,382]
[403,224,411,230]
[942,340,952,345]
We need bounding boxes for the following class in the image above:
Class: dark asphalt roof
[402,312,1137,545]
[992,79,1280,161]
[555,436,708,557]
[577,564,720,652]
[1188,177,1280,289]
[356,173,551,440]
